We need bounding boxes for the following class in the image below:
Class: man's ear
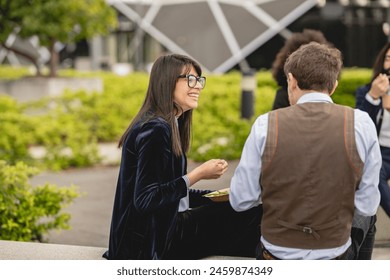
[287,73,297,89]
[329,80,338,96]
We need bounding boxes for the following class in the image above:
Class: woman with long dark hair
[105,54,260,260]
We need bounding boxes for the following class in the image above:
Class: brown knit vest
[261,102,363,249]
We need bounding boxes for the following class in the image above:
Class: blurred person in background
[271,29,330,110]
[353,42,390,259]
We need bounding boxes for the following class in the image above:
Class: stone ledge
[0,240,388,260]
[0,240,106,260]
[0,240,253,260]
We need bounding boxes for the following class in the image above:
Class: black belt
[260,242,280,260]
[260,242,347,260]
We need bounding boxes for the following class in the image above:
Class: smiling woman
[174,71,205,113]
[104,53,261,260]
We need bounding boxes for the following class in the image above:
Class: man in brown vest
[229,42,381,260]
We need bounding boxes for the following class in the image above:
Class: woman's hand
[186,159,228,186]
[369,73,389,99]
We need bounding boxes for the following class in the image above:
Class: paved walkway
[30,151,390,259]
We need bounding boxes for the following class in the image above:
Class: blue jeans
[379,146,390,217]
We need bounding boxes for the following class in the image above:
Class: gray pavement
[30,153,390,259]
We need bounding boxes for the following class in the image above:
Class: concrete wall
[0,77,103,102]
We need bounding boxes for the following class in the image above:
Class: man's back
[261,102,362,249]
[230,42,381,259]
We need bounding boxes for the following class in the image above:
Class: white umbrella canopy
[108,0,318,73]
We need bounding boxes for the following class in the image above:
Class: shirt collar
[297,92,333,105]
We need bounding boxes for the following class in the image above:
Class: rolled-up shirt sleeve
[230,114,268,212]
[365,93,381,106]
[354,109,381,216]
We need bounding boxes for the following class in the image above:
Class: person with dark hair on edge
[104,53,261,260]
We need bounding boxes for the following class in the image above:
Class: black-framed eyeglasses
[177,74,206,89]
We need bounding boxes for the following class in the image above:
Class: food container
[203,188,230,202]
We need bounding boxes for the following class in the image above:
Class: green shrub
[0,113,36,165]
[0,161,79,241]
[32,104,101,171]
[0,65,31,80]
[190,72,251,160]
[333,68,372,107]
[0,96,36,164]
[83,72,147,142]
[0,66,374,167]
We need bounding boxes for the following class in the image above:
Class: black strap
[277,219,339,240]
[377,108,384,137]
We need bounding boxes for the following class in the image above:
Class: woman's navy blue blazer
[355,84,382,133]
[106,117,208,259]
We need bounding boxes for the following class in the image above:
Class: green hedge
[0,66,373,167]
[332,68,372,107]
[0,160,79,241]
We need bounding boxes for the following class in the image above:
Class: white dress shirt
[230,92,381,259]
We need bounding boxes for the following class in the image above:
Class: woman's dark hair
[371,42,390,83]
[271,29,329,89]
[118,54,202,156]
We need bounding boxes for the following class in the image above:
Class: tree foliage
[0,0,24,42]
[0,0,117,76]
